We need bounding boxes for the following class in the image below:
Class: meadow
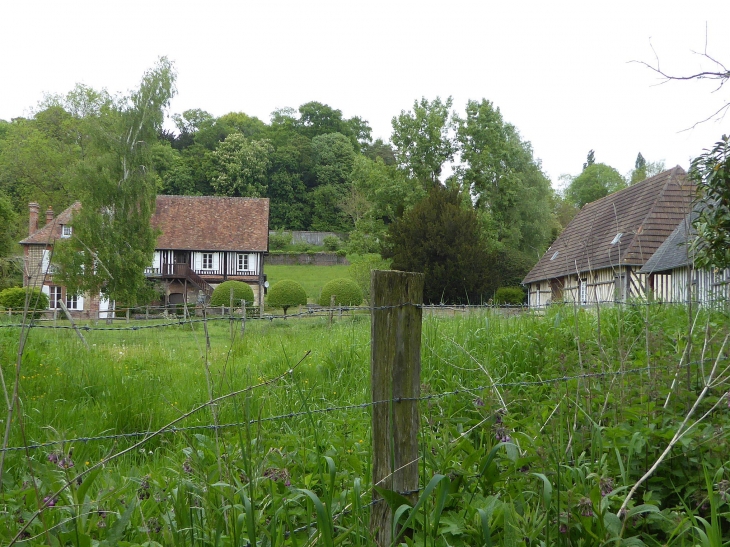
[0,302,728,546]
[264,265,351,304]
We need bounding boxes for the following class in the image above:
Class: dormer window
[61,225,72,238]
[550,251,559,261]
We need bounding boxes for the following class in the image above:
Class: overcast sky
[2,1,729,188]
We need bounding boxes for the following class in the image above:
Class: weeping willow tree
[54,58,176,305]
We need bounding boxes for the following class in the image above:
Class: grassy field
[265,264,352,303]
[0,304,729,545]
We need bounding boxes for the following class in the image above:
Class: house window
[580,278,587,304]
[202,253,213,270]
[238,253,249,272]
[66,294,79,310]
[61,226,72,238]
[49,286,62,308]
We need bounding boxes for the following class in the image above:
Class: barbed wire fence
[2,283,730,544]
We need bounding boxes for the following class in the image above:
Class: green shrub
[318,278,363,306]
[292,241,311,253]
[267,279,307,315]
[0,286,50,315]
[322,235,341,251]
[494,286,526,306]
[209,281,255,307]
[347,254,390,301]
[269,231,292,251]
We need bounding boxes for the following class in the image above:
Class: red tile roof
[20,202,81,245]
[523,167,695,284]
[151,195,270,252]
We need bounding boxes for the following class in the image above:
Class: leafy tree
[210,133,273,197]
[318,278,363,306]
[362,138,396,166]
[566,163,626,207]
[209,280,255,307]
[383,185,492,304]
[455,99,553,253]
[0,193,17,258]
[266,279,307,315]
[391,96,455,187]
[347,253,390,301]
[53,57,177,305]
[690,135,730,269]
[311,132,356,188]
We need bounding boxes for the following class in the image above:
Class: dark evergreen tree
[583,149,595,170]
[383,185,492,304]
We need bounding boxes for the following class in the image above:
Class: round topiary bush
[494,286,526,306]
[0,287,50,316]
[318,278,363,306]
[267,279,307,315]
[209,281,255,308]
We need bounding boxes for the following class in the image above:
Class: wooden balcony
[144,263,214,297]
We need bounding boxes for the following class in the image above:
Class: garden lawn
[265,264,350,303]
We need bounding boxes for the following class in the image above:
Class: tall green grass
[0,303,728,545]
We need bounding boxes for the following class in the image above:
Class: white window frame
[49,286,62,309]
[61,225,72,238]
[580,278,587,305]
[237,253,249,272]
[66,294,81,310]
[202,253,213,270]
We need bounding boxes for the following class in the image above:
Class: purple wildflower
[578,497,594,517]
[43,496,56,508]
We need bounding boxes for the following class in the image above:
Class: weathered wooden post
[241,300,246,335]
[126,308,130,323]
[370,270,424,546]
[229,285,235,339]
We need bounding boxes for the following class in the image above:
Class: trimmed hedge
[267,279,307,314]
[209,281,255,307]
[318,278,363,306]
[0,287,50,316]
[494,286,526,306]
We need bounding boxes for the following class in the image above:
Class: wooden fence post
[329,294,336,327]
[241,300,246,335]
[370,270,424,546]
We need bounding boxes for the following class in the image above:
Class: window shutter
[193,253,202,270]
[213,253,220,271]
[41,250,50,274]
[76,294,85,310]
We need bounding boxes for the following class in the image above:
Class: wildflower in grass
[43,495,57,507]
[578,497,593,517]
[183,458,193,474]
[473,397,484,407]
[138,476,151,499]
[715,479,729,502]
[264,467,291,486]
[147,517,162,533]
[600,477,614,497]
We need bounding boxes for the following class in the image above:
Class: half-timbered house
[639,207,730,305]
[146,195,270,307]
[20,195,270,315]
[522,167,695,308]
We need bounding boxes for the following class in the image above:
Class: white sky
[2,1,729,187]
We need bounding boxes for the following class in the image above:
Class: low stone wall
[269,230,348,246]
[265,252,350,266]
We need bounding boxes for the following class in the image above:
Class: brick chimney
[29,202,40,235]
[45,206,54,225]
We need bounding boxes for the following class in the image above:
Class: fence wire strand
[2,358,720,454]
